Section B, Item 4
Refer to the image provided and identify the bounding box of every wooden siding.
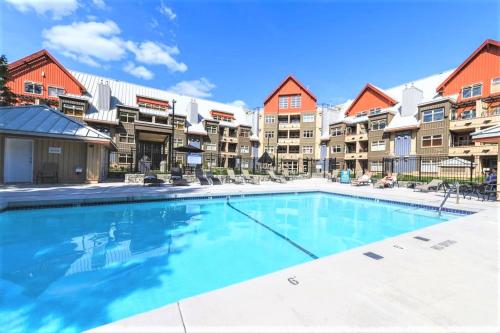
[264,78,317,114]
[440,43,500,101]
[417,101,451,155]
[346,87,395,117]
[7,56,83,102]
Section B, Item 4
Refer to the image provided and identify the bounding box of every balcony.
[345,133,368,142]
[278,122,301,130]
[344,152,368,160]
[278,138,300,145]
[221,136,238,143]
[450,114,500,131]
[279,153,301,159]
[448,144,498,156]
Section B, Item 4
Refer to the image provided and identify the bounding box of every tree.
[0,54,17,106]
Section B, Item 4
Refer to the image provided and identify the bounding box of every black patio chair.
[206,171,222,185]
[171,167,189,186]
[195,166,210,185]
[143,171,163,187]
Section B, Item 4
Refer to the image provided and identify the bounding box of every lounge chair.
[242,169,260,184]
[414,179,442,192]
[282,169,295,180]
[374,173,398,188]
[171,167,189,186]
[143,171,163,187]
[38,162,58,183]
[206,171,222,185]
[351,172,372,186]
[227,169,244,184]
[195,166,210,185]
[267,170,286,183]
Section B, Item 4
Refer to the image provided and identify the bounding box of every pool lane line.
[226,198,319,260]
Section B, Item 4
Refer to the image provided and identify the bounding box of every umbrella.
[258,151,274,164]
[174,145,204,153]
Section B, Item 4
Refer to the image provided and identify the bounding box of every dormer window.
[48,86,65,97]
[492,77,500,86]
[356,111,367,117]
[462,84,482,99]
[369,108,382,115]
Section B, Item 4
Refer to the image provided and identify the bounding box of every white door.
[4,138,33,183]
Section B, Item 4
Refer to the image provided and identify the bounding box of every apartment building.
[323,39,499,176]
[6,50,259,172]
[259,75,322,173]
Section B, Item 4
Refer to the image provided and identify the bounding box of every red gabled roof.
[263,75,317,105]
[8,49,86,93]
[344,83,397,116]
[436,39,500,93]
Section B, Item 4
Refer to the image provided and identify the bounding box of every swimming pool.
[0,192,465,332]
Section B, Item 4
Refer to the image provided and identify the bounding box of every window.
[462,84,482,99]
[370,161,383,172]
[460,109,476,120]
[356,111,367,117]
[370,140,386,151]
[278,96,288,109]
[303,130,314,138]
[174,138,183,147]
[290,95,301,108]
[119,112,135,123]
[48,86,64,97]
[264,145,275,153]
[369,108,382,115]
[492,77,500,86]
[277,146,287,153]
[264,131,275,138]
[422,108,444,123]
[331,145,342,153]
[241,160,249,169]
[118,133,135,144]
[371,119,387,130]
[303,114,315,123]
[492,106,500,116]
[288,146,300,153]
[265,115,275,123]
[206,125,218,134]
[239,129,250,137]
[92,125,110,136]
[302,146,313,154]
[205,143,217,151]
[240,145,249,154]
[62,103,84,118]
[421,134,442,147]
[118,154,133,164]
[138,101,167,111]
[24,81,43,95]
[330,127,343,136]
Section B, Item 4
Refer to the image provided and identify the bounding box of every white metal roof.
[471,124,500,141]
[0,105,113,143]
[384,113,420,132]
[70,70,253,127]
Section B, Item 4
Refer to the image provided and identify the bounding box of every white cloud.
[92,0,107,10]
[168,78,216,98]
[42,20,187,72]
[42,20,125,67]
[5,0,79,19]
[228,100,247,107]
[150,18,159,29]
[126,41,187,72]
[159,2,176,20]
[123,62,154,80]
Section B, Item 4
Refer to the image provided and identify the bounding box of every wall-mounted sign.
[48,147,62,154]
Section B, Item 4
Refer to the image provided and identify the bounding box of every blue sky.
[1,0,498,108]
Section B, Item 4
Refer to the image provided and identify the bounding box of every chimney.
[188,99,199,124]
[96,81,111,112]
[401,84,423,117]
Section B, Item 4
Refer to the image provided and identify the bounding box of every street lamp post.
[169,99,177,171]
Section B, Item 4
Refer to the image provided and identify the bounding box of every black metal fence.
[109,150,495,184]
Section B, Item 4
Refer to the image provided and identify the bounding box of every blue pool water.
[0,192,463,332]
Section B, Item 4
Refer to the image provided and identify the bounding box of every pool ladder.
[438,182,459,216]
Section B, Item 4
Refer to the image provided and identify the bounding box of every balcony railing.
[450,113,500,130]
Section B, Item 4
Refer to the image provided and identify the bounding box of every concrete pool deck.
[1,179,498,332]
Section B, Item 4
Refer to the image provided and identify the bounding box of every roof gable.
[8,49,86,93]
[436,39,500,93]
[263,75,317,105]
[345,83,398,116]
